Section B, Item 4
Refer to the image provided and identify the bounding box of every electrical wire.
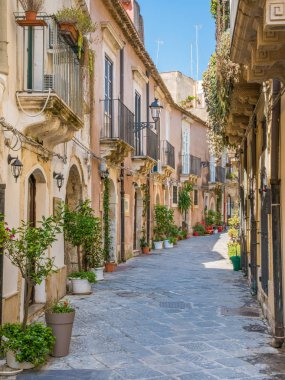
[16,89,52,117]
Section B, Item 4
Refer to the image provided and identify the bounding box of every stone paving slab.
[15,234,285,379]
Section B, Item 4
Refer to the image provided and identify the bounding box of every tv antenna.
[155,39,164,68]
[194,24,202,80]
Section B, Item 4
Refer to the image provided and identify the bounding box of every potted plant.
[45,299,75,357]
[214,211,223,232]
[55,7,96,58]
[19,0,44,21]
[193,223,206,236]
[0,214,61,369]
[178,183,193,226]
[153,232,164,250]
[0,323,55,370]
[63,200,97,273]
[140,236,150,254]
[85,218,104,281]
[165,237,175,249]
[153,205,169,250]
[69,271,96,295]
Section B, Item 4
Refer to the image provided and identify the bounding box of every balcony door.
[134,91,142,155]
[104,55,113,137]
[182,130,190,174]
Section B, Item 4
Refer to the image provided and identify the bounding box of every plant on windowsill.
[45,299,75,358]
[0,213,62,369]
[103,177,116,272]
[19,0,44,21]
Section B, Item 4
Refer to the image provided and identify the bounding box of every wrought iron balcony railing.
[19,17,83,118]
[162,140,175,169]
[132,125,158,161]
[181,154,201,176]
[215,166,226,183]
[101,99,135,148]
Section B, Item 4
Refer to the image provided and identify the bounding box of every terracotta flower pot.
[25,11,37,21]
[45,311,75,357]
[142,246,150,254]
[105,262,116,272]
[218,226,223,233]
[59,23,79,44]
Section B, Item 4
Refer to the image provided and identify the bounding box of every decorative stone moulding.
[265,0,285,31]
[17,92,83,148]
[100,138,134,164]
[131,156,156,176]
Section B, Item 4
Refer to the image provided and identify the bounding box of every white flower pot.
[92,267,104,281]
[6,350,35,370]
[154,241,163,250]
[71,278,92,295]
[165,241,174,249]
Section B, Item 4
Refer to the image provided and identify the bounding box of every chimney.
[120,0,144,44]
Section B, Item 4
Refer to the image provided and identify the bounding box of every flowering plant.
[47,299,74,314]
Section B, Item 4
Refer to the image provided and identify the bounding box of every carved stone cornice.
[100,138,133,164]
[131,156,156,175]
[17,92,84,148]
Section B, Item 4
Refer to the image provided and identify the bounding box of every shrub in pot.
[140,236,150,254]
[165,237,175,249]
[45,300,75,357]
[0,323,55,369]
[193,223,206,236]
[153,233,164,250]
[85,217,104,281]
[69,271,96,295]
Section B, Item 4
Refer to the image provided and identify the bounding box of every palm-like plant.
[19,0,44,12]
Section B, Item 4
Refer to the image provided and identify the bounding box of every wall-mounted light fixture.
[7,154,23,182]
[53,172,64,191]
[134,98,163,132]
[99,161,109,180]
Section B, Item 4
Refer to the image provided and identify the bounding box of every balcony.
[181,154,201,181]
[216,166,226,183]
[162,140,175,170]
[100,99,135,164]
[16,17,83,147]
[132,127,158,175]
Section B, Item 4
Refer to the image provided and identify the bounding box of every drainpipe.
[120,48,126,262]
[271,79,284,348]
[146,71,151,243]
[0,0,8,76]
[0,185,6,325]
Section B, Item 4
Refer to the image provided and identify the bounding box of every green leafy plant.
[178,183,193,222]
[0,215,62,329]
[228,242,241,257]
[168,237,176,244]
[103,177,112,263]
[193,223,206,236]
[69,271,96,283]
[0,323,55,366]
[47,299,74,314]
[85,217,104,269]
[63,200,97,272]
[55,6,96,63]
[214,211,222,226]
[140,235,149,249]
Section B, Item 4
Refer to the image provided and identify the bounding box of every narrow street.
[17,234,285,380]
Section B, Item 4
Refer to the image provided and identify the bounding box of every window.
[194,189,198,206]
[172,186,178,204]
[134,91,142,155]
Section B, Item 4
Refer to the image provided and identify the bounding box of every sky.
[139,0,216,80]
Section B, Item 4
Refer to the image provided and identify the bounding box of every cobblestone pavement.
[16,234,285,379]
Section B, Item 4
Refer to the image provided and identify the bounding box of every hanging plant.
[19,0,44,18]
[103,177,112,263]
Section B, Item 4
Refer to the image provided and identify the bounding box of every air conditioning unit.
[43,74,54,91]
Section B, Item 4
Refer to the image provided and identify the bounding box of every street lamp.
[149,98,163,123]
[7,154,23,182]
[53,172,64,191]
[134,98,163,132]
[99,161,109,179]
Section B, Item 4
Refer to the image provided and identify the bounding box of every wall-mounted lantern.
[7,154,23,182]
[53,172,64,191]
